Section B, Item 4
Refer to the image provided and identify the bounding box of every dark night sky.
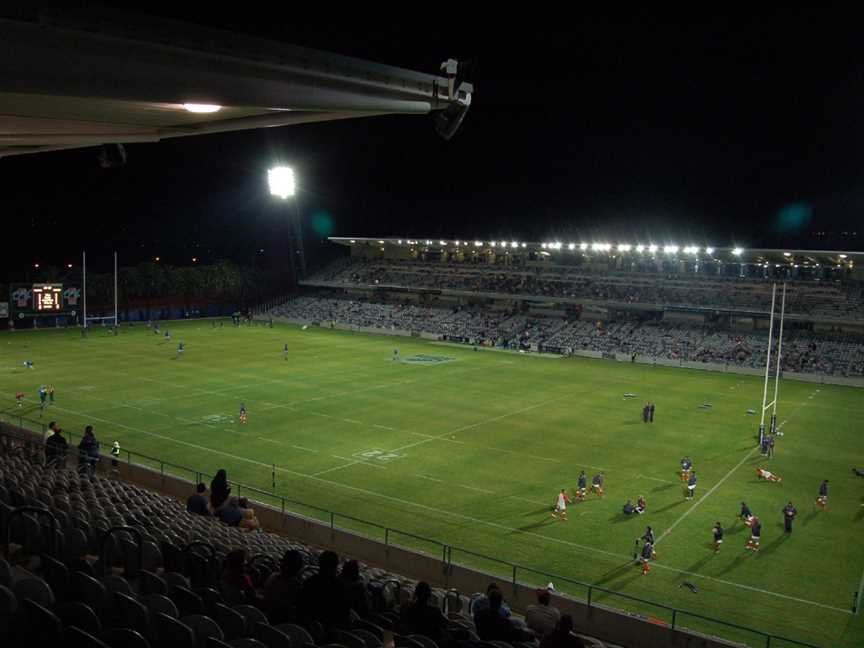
[3,7,863,276]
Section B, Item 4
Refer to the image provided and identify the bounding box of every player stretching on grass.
[816,479,829,509]
[713,522,724,553]
[575,470,587,501]
[552,489,571,520]
[239,403,248,425]
[591,472,604,497]
[756,467,782,482]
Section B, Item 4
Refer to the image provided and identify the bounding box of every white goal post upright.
[758,283,777,446]
[769,282,787,436]
[81,251,119,328]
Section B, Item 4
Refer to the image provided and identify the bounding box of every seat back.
[55,600,102,635]
[153,612,195,648]
[100,627,152,648]
[213,602,246,640]
[14,577,55,609]
[182,614,224,644]
[254,622,293,648]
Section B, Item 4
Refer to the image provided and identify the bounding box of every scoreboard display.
[33,284,63,311]
[9,284,81,317]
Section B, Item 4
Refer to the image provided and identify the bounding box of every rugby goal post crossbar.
[757,282,787,444]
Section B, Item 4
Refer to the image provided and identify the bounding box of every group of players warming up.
[551,403,834,576]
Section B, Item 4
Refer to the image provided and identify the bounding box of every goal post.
[758,282,787,445]
[769,282,787,436]
[758,284,777,446]
[82,251,119,329]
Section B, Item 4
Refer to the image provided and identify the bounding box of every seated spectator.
[44,420,58,442]
[45,426,68,468]
[240,507,260,530]
[539,615,586,648]
[525,584,561,640]
[300,550,350,629]
[400,581,447,643]
[471,582,511,624]
[186,483,210,516]
[221,549,256,604]
[340,559,370,618]
[217,497,244,527]
[210,468,231,510]
[475,588,521,642]
[263,549,305,624]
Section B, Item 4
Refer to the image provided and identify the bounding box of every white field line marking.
[0,396,853,614]
[416,474,444,483]
[636,473,675,484]
[331,455,387,469]
[656,445,760,546]
[457,484,495,495]
[311,462,362,477]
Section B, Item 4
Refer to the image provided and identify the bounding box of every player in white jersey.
[552,488,571,520]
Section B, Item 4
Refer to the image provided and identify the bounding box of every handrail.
[0,421,828,648]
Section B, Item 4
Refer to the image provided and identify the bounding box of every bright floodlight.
[268,167,296,199]
[635,244,645,253]
[183,103,221,113]
[705,247,715,255]
[648,244,658,254]
[664,245,679,254]
[474,241,483,247]
[783,251,791,257]
[732,247,744,256]
[618,244,632,252]
[568,243,576,250]
[579,242,589,251]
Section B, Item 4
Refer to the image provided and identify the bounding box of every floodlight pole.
[769,282,787,435]
[758,283,777,446]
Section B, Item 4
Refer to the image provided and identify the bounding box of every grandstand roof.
[0,8,472,157]
[329,237,859,268]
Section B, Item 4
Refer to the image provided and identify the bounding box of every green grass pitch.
[1,321,862,647]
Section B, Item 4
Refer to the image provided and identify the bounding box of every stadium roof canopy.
[0,8,473,158]
[329,237,860,268]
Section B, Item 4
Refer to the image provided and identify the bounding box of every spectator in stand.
[475,587,522,642]
[44,420,58,442]
[221,549,256,605]
[217,497,244,527]
[237,497,261,530]
[471,582,511,623]
[540,615,587,648]
[300,550,350,629]
[525,584,561,640]
[186,483,210,516]
[45,425,68,468]
[400,581,448,643]
[263,549,305,624]
[340,559,370,618]
[210,468,231,511]
[77,425,100,476]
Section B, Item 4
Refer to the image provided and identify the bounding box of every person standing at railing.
[78,425,100,477]
[45,425,68,468]
[210,468,231,510]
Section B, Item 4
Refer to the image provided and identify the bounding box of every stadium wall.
[0,422,743,648]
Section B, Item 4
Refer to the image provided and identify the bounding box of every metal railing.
[0,416,826,648]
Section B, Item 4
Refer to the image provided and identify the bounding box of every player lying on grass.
[552,489,571,520]
[756,467,782,482]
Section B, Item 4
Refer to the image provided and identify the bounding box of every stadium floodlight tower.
[268,165,306,283]
[757,282,788,444]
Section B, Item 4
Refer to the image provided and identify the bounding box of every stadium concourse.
[0,430,621,648]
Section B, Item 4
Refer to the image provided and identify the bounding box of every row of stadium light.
[356,239,746,256]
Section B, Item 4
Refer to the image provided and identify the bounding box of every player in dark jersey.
[576,470,587,500]
[746,519,762,551]
[782,502,797,533]
[283,343,289,360]
[816,480,829,509]
[740,502,754,525]
[686,471,697,500]
[713,522,724,553]
[239,403,247,425]
[680,456,692,482]
[591,472,604,497]
[640,540,654,575]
